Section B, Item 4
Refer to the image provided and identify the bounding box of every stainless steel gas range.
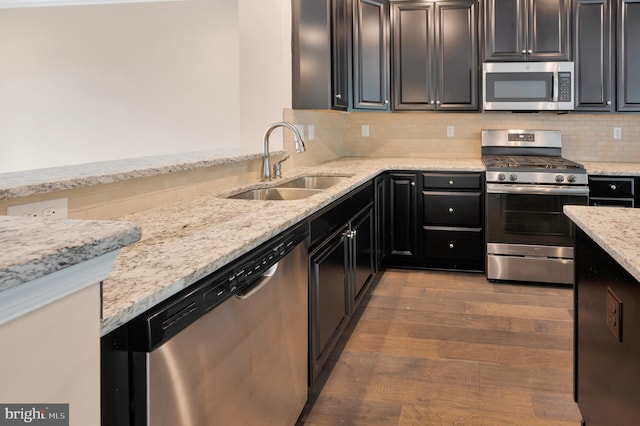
[482,129,589,285]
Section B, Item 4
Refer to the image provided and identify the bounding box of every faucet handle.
[273,163,282,179]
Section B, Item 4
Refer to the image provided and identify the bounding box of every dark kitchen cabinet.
[589,175,637,207]
[352,0,391,110]
[574,229,640,424]
[573,0,614,111]
[617,0,640,111]
[308,181,376,384]
[332,0,352,110]
[421,172,484,271]
[392,0,478,111]
[574,0,640,112]
[374,173,388,270]
[386,172,419,265]
[484,0,571,61]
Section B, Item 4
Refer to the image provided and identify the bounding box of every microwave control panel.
[558,72,572,102]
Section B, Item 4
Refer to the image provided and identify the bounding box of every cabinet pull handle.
[448,207,454,213]
[527,49,533,54]
[411,182,416,187]
[384,100,389,104]
[336,94,342,99]
[610,184,617,191]
[436,100,441,105]
[449,180,454,185]
[448,243,454,249]
[430,100,435,105]
[607,101,612,105]
[521,49,527,54]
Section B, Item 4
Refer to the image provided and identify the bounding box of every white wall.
[0,0,292,173]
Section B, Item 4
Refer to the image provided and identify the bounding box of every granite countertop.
[101,157,484,335]
[581,162,640,176]
[564,205,640,282]
[0,216,141,291]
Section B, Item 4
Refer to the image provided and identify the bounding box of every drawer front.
[423,192,481,226]
[423,173,482,190]
[423,229,483,261]
[589,177,634,198]
[589,197,634,208]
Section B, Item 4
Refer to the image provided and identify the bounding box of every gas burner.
[483,155,585,171]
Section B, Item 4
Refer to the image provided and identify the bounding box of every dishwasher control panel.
[129,224,308,351]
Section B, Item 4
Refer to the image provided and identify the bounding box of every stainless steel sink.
[273,175,351,190]
[227,187,322,200]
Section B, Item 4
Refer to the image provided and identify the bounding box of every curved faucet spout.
[262,121,306,181]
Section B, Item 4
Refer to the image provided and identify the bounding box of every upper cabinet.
[617,0,640,111]
[391,0,478,111]
[352,0,391,111]
[574,0,640,112]
[573,0,613,111]
[484,0,571,61]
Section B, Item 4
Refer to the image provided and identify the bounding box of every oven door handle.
[487,183,590,196]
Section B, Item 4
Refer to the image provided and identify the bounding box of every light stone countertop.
[0,150,271,200]
[582,162,640,176]
[564,205,640,283]
[101,157,485,335]
[0,216,141,291]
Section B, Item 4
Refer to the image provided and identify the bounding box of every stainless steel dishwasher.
[123,224,308,425]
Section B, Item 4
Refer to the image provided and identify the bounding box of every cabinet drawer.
[423,173,482,190]
[589,177,634,198]
[422,228,483,261]
[589,197,634,208]
[423,192,481,226]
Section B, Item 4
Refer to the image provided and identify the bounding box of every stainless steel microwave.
[483,62,574,111]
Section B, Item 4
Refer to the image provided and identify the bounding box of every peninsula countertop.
[101,157,484,335]
[564,205,640,283]
[0,216,141,292]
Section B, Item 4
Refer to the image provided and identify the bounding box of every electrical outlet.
[447,125,455,137]
[308,124,315,140]
[606,287,622,342]
[7,198,68,220]
[361,124,369,137]
[614,127,622,139]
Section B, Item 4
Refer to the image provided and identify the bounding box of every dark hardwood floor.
[298,269,582,425]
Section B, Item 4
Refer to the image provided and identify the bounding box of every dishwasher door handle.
[235,263,279,300]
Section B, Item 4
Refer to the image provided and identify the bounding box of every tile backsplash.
[295,109,640,163]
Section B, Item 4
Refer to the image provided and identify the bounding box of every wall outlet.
[447,125,455,137]
[614,127,622,139]
[606,287,622,342]
[361,124,369,137]
[308,124,315,140]
[7,198,68,220]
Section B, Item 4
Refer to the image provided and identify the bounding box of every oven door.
[486,183,589,247]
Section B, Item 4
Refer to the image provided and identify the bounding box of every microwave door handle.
[552,72,558,102]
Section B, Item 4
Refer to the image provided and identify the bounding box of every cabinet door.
[309,228,350,384]
[528,0,571,60]
[485,0,570,61]
[374,174,388,269]
[352,207,375,305]
[574,0,614,111]
[353,0,391,110]
[332,0,351,110]
[485,0,527,60]
[387,173,418,262]
[435,0,478,110]
[617,0,640,111]
[391,2,436,110]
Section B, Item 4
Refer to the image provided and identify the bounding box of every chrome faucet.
[262,121,306,181]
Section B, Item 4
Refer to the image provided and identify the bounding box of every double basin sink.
[227,175,350,200]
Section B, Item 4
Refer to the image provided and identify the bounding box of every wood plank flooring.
[297,269,582,425]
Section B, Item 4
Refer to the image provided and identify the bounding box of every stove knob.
[509,174,518,182]
[555,175,565,183]
[568,175,576,183]
[498,173,506,181]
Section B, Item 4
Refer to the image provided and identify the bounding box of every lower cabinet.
[588,175,637,207]
[575,229,640,424]
[308,181,375,385]
[383,171,485,271]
